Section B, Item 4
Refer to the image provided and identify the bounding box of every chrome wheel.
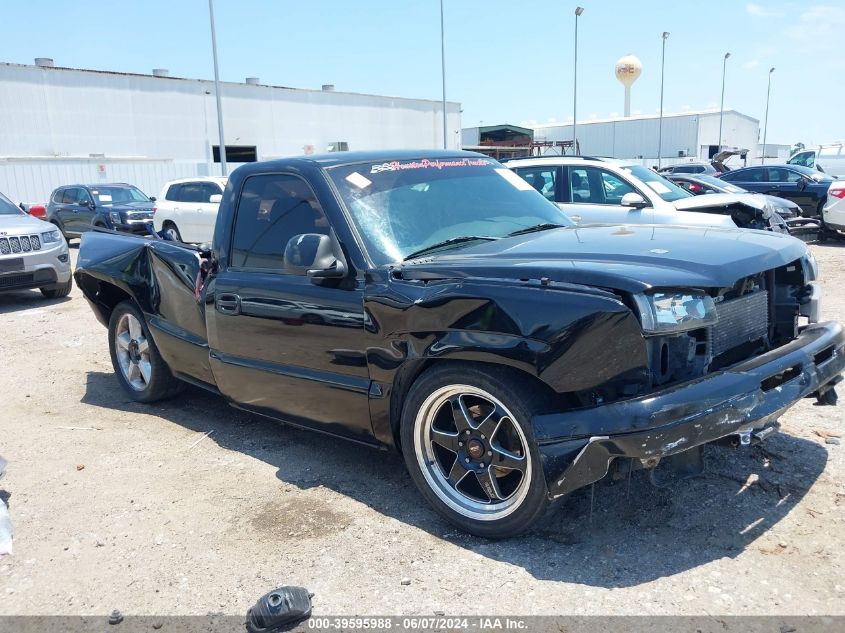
[414,385,531,521]
[114,313,151,391]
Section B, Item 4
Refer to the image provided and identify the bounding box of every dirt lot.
[1,242,844,617]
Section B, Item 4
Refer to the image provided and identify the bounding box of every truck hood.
[396,224,807,293]
[0,213,52,234]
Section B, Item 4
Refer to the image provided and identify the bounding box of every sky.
[3,0,844,147]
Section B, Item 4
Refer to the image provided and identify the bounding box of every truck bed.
[74,230,216,387]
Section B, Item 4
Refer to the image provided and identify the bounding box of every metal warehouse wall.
[0,63,461,203]
[697,112,760,159]
[532,115,700,161]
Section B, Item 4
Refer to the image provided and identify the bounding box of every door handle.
[216,293,241,315]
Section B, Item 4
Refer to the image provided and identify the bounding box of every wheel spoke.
[446,459,470,488]
[128,316,141,340]
[116,332,131,351]
[490,445,526,473]
[127,362,140,382]
[138,360,152,384]
[449,395,473,432]
[475,407,506,438]
[430,428,460,453]
[475,467,505,502]
[136,336,149,354]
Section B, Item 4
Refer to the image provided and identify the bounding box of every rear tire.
[108,301,182,402]
[163,222,182,242]
[40,277,73,299]
[400,364,551,538]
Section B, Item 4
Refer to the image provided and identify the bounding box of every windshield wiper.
[403,236,499,261]
[507,222,567,237]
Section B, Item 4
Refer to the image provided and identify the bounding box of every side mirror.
[284,233,346,279]
[79,199,91,208]
[798,177,809,190]
[149,196,157,202]
[620,192,648,209]
[209,194,222,204]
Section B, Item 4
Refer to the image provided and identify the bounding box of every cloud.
[743,60,760,70]
[786,5,845,54]
[746,3,782,17]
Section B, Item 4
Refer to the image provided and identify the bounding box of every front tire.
[162,222,182,242]
[400,364,550,538]
[40,277,73,299]
[108,301,182,402]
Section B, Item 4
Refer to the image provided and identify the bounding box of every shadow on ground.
[82,371,828,588]
[0,289,71,315]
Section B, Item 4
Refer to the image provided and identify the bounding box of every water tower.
[615,55,642,117]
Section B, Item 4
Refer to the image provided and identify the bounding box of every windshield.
[690,174,746,193]
[619,165,691,202]
[327,157,573,264]
[0,191,24,216]
[90,186,150,204]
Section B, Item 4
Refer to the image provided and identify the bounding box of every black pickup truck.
[74,150,844,538]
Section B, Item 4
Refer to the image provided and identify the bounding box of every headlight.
[634,291,718,333]
[802,252,818,281]
[41,229,62,243]
[109,211,122,224]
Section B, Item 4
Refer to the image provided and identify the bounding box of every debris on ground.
[246,585,313,633]
[108,609,123,625]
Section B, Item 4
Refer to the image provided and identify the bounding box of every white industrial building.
[0,60,461,204]
[462,109,761,166]
[529,109,760,165]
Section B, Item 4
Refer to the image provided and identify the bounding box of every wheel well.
[388,359,559,450]
[77,276,134,324]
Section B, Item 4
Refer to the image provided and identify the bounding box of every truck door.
[205,172,374,443]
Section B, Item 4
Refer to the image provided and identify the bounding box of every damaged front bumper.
[534,321,845,499]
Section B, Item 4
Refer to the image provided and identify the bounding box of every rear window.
[165,184,182,201]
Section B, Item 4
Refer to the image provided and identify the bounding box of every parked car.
[504,156,786,232]
[19,203,47,219]
[0,189,72,298]
[46,183,155,240]
[74,150,843,538]
[820,180,845,240]
[152,177,227,243]
[788,143,845,177]
[665,173,819,237]
[718,165,834,217]
[657,162,718,176]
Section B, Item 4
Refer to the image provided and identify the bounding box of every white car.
[821,180,845,237]
[152,177,226,243]
[0,189,72,298]
[504,156,741,228]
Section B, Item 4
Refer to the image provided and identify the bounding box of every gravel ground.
[0,242,843,616]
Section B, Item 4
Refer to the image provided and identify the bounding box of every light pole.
[440,0,448,149]
[657,31,669,168]
[761,67,775,165]
[572,6,584,155]
[717,52,730,152]
[208,0,227,176]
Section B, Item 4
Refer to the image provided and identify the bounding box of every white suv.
[504,156,739,228]
[152,177,227,243]
[0,190,72,298]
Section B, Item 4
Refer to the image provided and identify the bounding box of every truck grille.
[709,291,769,357]
[0,234,42,255]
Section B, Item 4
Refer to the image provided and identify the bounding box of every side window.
[77,189,93,205]
[597,170,635,204]
[230,174,329,272]
[165,184,182,201]
[569,168,595,203]
[199,183,220,202]
[513,167,557,201]
[730,168,764,183]
[766,168,801,183]
[62,188,80,204]
[52,189,64,203]
[179,183,205,203]
[789,151,815,167]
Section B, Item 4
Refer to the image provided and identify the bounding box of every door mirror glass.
[284,233,345,278]
[620,192,648,208]
[209,194,223,204]
[79,199,91,207]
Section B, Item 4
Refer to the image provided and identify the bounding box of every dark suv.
[718,165,834,217]
[46,183,155,240]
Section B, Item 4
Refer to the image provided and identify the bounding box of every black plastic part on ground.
[245,586,313,633]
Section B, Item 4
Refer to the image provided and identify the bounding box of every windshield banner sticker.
[369,157,490,174]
